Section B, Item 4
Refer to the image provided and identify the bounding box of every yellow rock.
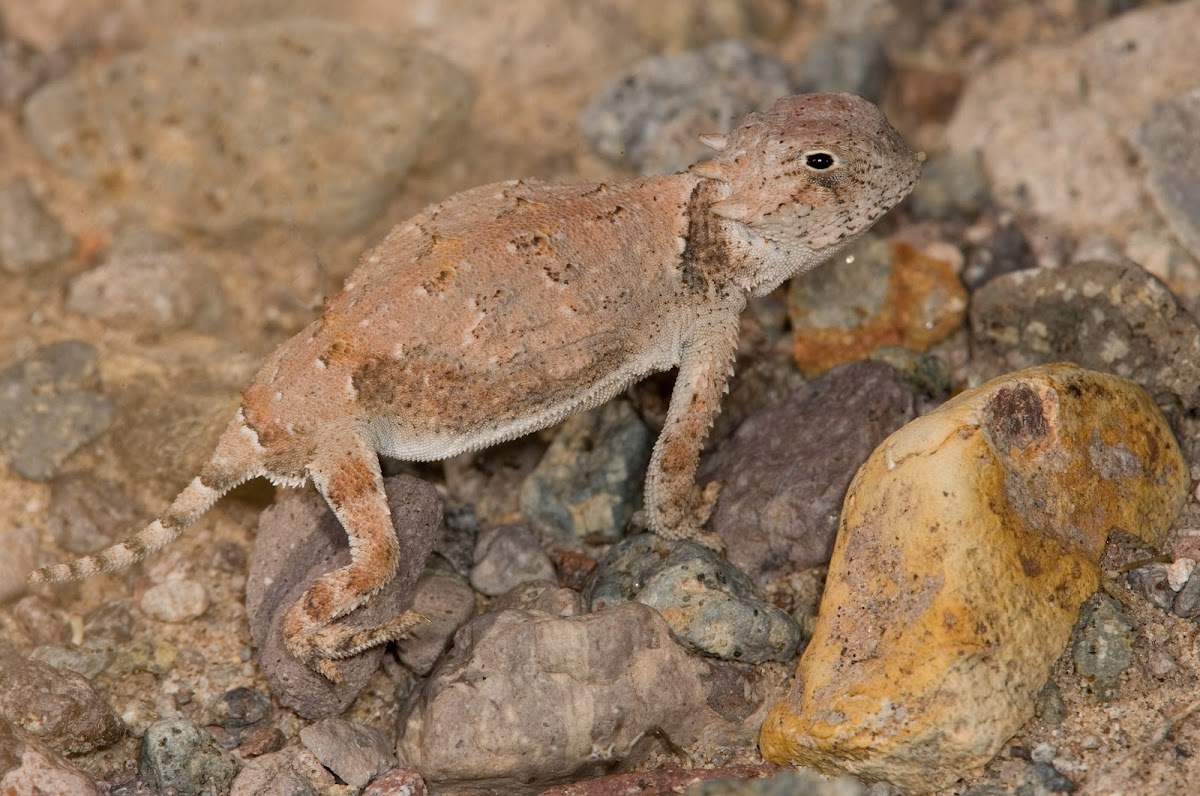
[759,363,1189,793]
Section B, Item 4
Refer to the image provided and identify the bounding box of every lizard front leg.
[643,305,742,551]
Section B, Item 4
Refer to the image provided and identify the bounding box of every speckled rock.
[363,767,428,796]
[490,582,585,617]
[760,364,1189,793]
[944,1,1200,240]
[246,475,442,719]
[0,655,123,754]
[22,19,473,235]
[0,178,72,274]
[67,251,224,334]
[1071,594,1136,701]
[394,572,476,676]
[587,534,798,663]
[699,360,915,586]
[398,603,765,793]
[0,341,114,481]
[139,718,240,796]
[519,400,651,545]
[788,239,967,376]
[46,471,140,554]
[1130,87,1200,261]
[579,40,792,175]
[140,579,210,623]
[469,525,557,597]
[301,718,396,789]
[0,526,39,603]
[969,261,1200,409]
[0,718,101,795]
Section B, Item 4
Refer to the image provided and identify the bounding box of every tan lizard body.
[31,93,920,680]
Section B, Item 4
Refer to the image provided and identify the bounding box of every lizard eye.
[804,152,837,170]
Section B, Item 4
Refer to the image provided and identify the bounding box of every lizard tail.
[29,408,268,583]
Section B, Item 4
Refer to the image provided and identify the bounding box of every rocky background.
[2,0,1200,794]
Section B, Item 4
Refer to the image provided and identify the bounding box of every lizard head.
[689,93,921,258]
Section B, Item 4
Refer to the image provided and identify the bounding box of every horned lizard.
[31,93,920,681]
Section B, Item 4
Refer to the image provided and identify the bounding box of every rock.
[0,341,114,481]
[394,572,476,676]
[398,603,762,793]
[139,718,240,796]
[699,361,915,585]
[0,655,123,754]
[1131,87,1200,261]
[82,601,136,646]
[67,251,224,334]
[700,362,907,585]
[587,535,800,664]
[363,767,428,796]
[685,769,867,795]
[300,718,396,789]
[907,150,990,222]
[968,261,1200,410]
[246,475,442,719]
[230,750,315,796]
[469,525,557,597]
[1071,594,1136,700]
[236,726,285,758]
[1125,563,1174,612]
[579,40,792,174]
[0,718,101,795]
[46,472,140,555]
[519,400,651,545]
[944,1,1200,241]
[538,765,787,796]
[490,582,585,617]
[0,178,73,274]
[140,579,210,623]
[759,364,1189,793]
[797,30,888,103]
[11,595,71,647]
[22,20,473,235]
[29,645,112,681]
[1034,682,1067,726]
[0,527,40,603]
[707,352,806,450]
[1167,558,1195,590]
[208,687,271,733]
[961,215,1037,291]
[1173,571,1200,619]
[788,240,968,376]
[0,25,55,109]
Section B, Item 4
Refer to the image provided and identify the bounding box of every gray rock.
[0,178,73,274]
[1172,570,1200,619]
[519,400,651,545]
[22,19,473,235]
[787,232,890,331]
[1126,563,1174,611]
[1130,87,1200,261]
[969,261,1200,410]
[139,718,240,796]
[398,603,761,793]
[208,687,271,732]
[246,475,442,719]
[394,572,475,676]
[1028,761,1078,794]
[46,472,140,554]
[0,527,40,603]
[586,535,799,664]
[685,769,866,795]
[962,215,1038,291]
[579,40,792,175]
[140,579,210,623]
[908,150,991,221]
[230,751,315,796]
[300,718,396,789]
[797,29,889,103]
[67,251,224,334]
[0,718,101,795]
[0,341,114,481]
[29,645,113,680]
[699,360,915,585]
[469,525,556,597]
[1071,595,1136,700]
[1034,681,1067,726]
[82,601,136,647]
[0,655,123,754]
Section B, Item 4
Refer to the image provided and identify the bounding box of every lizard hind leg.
[282,434,424,682]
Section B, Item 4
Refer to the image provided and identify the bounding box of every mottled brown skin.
[31,93,921,681]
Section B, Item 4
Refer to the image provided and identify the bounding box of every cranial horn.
[709,200,754,222]
[698,133,728,151]
[689,159,730,181]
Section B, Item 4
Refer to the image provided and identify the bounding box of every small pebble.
[67,251,224,334]
[1071,595,1136,700]
[11,594,70,646]
[363,767,428,796]
[1172,572,1200,619]
[83,601,137,646]
[300,718,396,789]
[1167,557,1196,591]
[469,525,556,597]
[0,655,123,754]
[0,177,73,274]
[208,687,271,731]
[29,645,113,680]
[139,718,240,796]
[140,580,210,623]
[1126,563,1174,612]
[236,726,286,758]
[1031,743,1057,764]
